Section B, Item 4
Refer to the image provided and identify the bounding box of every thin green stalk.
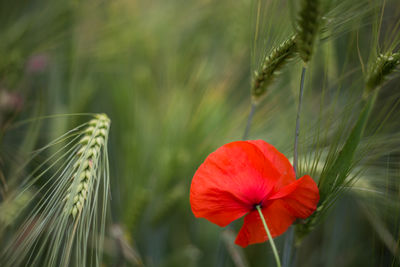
[243,103,257,140]
[293,66,307,174]
[283,66,307,267]
[256,205,281,267]
[62,210,81,267]
[282,227,294,267]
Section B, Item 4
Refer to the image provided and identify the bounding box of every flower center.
[252,202,263,210]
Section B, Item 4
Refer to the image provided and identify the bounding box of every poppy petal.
[269,175,319,218]
[247,140,296,190]
[190,141,282,226]
[234,200,296,247]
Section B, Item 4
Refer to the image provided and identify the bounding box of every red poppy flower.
[190,140,319,247]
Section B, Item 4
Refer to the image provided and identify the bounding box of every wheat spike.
[1,114,112,267]
[64,114,110,218]
[296,0,321,63]
[252,35,297,103]
[365,52,400,94]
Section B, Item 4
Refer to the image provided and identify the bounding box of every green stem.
[282,227,294,267]
[256,205,281,267]
[62,211,81,267]
[293,66,307,174]
[283,65,307,267]
[243,103,256,140]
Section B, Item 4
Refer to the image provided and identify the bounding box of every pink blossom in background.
[26,53,49,74]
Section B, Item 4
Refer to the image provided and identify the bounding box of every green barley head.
[251,35,297,103]
[365,52,400,94]
[296,0,321,63]
[0,114,111,267]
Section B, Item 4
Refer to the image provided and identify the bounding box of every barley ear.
[1,113,111,267]
[251,35,297,103]
[296,0,321,63]
[365,52,400,95]
[65,113,111,219]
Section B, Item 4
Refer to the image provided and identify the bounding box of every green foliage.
[0,189,32,228]
[318,92,376,202]
[297,92,376,240]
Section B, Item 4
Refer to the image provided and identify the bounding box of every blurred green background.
[1,0,400,266]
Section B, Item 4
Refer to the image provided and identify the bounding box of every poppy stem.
[256,205,281,267]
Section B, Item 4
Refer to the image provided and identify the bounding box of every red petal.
[234,200,296,247]
[269,175,319,218]
[235,175,319,247]
[247,140,296,190]
[190,141,283,226]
